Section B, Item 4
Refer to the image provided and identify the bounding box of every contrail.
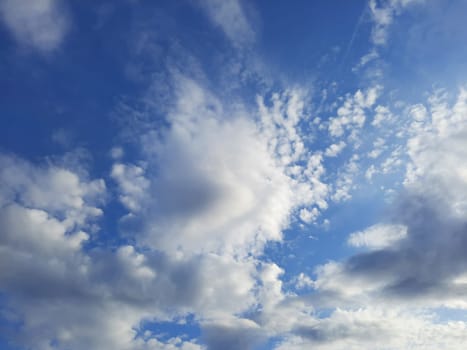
[338,1,369,72]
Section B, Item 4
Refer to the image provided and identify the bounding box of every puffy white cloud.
[347,223,407,249]
[0,153,104,229]
[367,137,386,158]
[122,75,326,257]
[0,70,330,350]
[324,141,346,157]
[294,272,314,290]
[0,203,89,257]
[371,105,393,127]
[0,0,69,52]
[0,154,214,350]
[136,336,204,350]
[408,103,427,122]
[111,162,150,212]
[7,35,467,350]
[299,207,319,224]
[290,88,467,350]
[179,86,464,350]
[328,86,381,138]
[331,154,359,202]
[7,78,467,350]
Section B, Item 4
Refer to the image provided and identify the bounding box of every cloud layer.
[2,1,467,350]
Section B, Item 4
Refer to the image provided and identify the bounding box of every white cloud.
[288,87,467,350]
[405,88,467,216]
[0,153,104,229]
[348,223,407,249]
[2,2,467,348]
[123,75,326,258]
[371,105,392,127]
[197,0,254,47]
[299,207,319,224]
[369,0,424,46]
[0,72,332,350]
[111,162,150,212]
[6,69,467,350]
[0,203,90,258]
[3,80,467,350]
[408,103,427,122]
[276,307,467,350]
[0,154,218,350]
[365,164,377,180]
[324,141,346,157]
[110,146,125,159]
[294,272,314,290]
[0,0,69,52]
[328,86,381,138]
[331,154,359,202]
[352,49,379,71]
[367,137,386,158]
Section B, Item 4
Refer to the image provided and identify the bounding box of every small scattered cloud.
[196,0,255,47]
[324,141,346,157]
[0,0,69,52]
[352,49,379,71]
[328,86,381,138]
[348,223,407,249]
[369,0,425,46]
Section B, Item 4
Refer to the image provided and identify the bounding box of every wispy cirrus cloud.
[196,0,255,47]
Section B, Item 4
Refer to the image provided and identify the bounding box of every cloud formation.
[0,0,69,52]
[369,0,424,46]
[294,88,467,349]
[196,0,254,47]
[2,1,467,350]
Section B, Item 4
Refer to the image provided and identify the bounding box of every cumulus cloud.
[276,307,467,350]
[111,162,150,212]
[5,75,467,350]
[0,0,69,52]
[290,88,467,349]
[3,1,466,349]
[4,14,467,346]
[0,69,329,350]
[118,74,327,258]
[328,86,381,138]
[371,105,393,127]
[324,141,346,157]
[0,153,104,228]
[0,154,213,350]
[347,223,407,249]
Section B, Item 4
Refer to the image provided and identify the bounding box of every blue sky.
[1,0,467,349]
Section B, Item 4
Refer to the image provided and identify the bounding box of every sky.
[1,0,467,349]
